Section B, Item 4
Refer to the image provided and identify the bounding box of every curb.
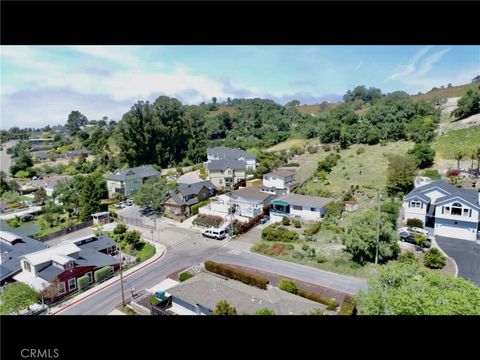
[50,246,166,315]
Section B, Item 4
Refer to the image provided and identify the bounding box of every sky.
[1,45,479,129]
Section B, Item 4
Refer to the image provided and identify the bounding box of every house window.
[292,205,302,210]
[58,282,66,295]
[219,179,223,184]
[23,261,31,272]
[311,208,316,212]
[86,272,93,283]
[68,278,77,292]
[463,208,469,216]
[410,201,422,208]
[227,169,232,174]
[451,202,462,216]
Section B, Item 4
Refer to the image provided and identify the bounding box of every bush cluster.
[262,224,299,242]
[205,261,269,289]
[423,248,446,269]
[406,218,424,228]
[298,289,339,310]
[338,295,357,315]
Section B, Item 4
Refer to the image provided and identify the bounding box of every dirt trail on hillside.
[437,97,480,133]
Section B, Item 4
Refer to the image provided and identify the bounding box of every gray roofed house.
[106,165,160,197]
[403,179,480,241]
[165,271,325,315]
[164,180,216,217]
[207,146,256,161]
[276,193,335,209]
[0,230,47,285]
[206,158,248,172]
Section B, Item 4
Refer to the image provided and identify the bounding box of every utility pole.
[229,183,234,239]
[375,189,381,266]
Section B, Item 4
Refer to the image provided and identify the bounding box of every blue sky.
[1,45,479,128]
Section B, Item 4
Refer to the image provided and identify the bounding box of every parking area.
[436,236,480,286]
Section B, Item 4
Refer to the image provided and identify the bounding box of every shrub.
[303,221,322,236]
[424,248,446,269]
[255,308,275,315]
[205,261,269,289]
[298,289,339,310]
[406,218,424,228]
[339,295,357,315]
[284,162,300,167]
[292,251,304,260]
[149,295,160,306]
[316,254,327,263]
[398,251,418,265]
[178,272,194,282]
[282,216,291,226]
[191,200,209,216]
[323,144,331,152]
[279,278,298,294]
[94,265,114,283]
[113,223,128,234]
[7,217,22,228]
[262,225,299,242]
[308,308,324,315]
[446,169,460,177]
[77,275,90,291]
[293,219,301,228]
[356,147,365,155]
[306,248,316,259]
[284,243,294,250]
[307,146,318,154]
[413,233,427,247]
[301,244,310,251]
[269,243,288,255]
[252,243,270,254]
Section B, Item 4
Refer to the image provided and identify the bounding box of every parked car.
[125,199,134,206]
[19,214,34,222]
[202,228,227,240]
[114,202,126,208]
[399,231,431,248]
[406,227,429,236]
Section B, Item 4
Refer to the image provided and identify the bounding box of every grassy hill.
[433,125,480,159]
[297,103,338,117]
[205,105,237,118]
[412,82,479,102]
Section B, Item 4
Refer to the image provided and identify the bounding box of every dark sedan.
[399,231,431,249]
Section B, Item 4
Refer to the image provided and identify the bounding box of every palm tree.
[470,151,477,171]
[454,151,463,171]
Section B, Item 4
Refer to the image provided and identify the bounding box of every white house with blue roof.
[403,180,480,241]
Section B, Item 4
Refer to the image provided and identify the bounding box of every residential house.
[261,169,298,196]
[403,180,480,241]
[13,234,119,300]
[0,231,47,286]
[270,194,335,223]
[106,165,160,197]
[230,186,276,219]
[206,146,256,170]
[204,146,257,189]
[149,271,326,315]
[163,180,216,217]
[205,159,247,190]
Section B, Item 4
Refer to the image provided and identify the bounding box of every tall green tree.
[186,108,207,164]
[79,173,107,221]
[386,154,418,195]
[66,110,88,135]
[357,263,480,315]
[133,177,173,212]
[452,87,480,119]
[407,143,436,168]
[0,283,39,315]
[343,209,400,264]
[454,151,463,170]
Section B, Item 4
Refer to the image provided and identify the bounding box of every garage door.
[435,222,477,241]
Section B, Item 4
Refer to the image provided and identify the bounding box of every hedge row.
[77,275,90,291]
[298,289,339,310]
[338,295,357,315]
[191,199,209,216]
[284,162,300,167]
[205,261,269,290]
[94,265,114,283]
[262,225,299,242]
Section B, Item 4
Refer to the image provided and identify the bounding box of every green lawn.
[433,126,480,159]
[136,242,156,262]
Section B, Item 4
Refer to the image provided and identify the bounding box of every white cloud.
[386,46,434,81]
[68,45,144,68]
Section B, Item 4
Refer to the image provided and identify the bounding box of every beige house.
[206,159,247,190]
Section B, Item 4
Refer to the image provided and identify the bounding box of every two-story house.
[13,234,119,300]
[261,169,298,196]
[163,180,216,217]
[206,146,256,170]
[403,180,480,241]
[106,165,160,198]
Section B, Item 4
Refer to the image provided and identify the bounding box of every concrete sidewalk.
[48,240,166,315]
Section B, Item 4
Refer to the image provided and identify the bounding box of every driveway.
[436,236,480,286]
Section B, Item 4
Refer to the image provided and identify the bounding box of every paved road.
[436,236,480,286]
[56,222,367,315]
[0,206,43,220]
